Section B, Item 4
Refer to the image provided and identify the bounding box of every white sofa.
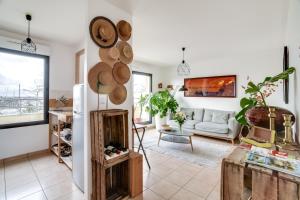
[168,108,241,144]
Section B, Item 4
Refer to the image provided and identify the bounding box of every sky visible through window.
[0,51,45,125]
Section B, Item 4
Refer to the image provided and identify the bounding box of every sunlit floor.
[0,128,235,200]
[130,128,236,200]
[0,153,83,200]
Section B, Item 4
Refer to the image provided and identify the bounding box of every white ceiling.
[132,0,289,67]
[0,0,86,46]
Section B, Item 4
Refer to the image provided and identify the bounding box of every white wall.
[0,31,77,159]
[84,1,132,199]
[156,1,291,113]
[132,60,167,93]
[285,0,300,141]
[166,49,287,112]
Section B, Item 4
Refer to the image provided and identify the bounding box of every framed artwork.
[158,83,163,89]
[283,46,289,104]
[184,75,236,97]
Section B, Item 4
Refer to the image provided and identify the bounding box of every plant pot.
[245,106,295,132]
[155,115,166,130]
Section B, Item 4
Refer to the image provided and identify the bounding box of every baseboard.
[0,149,49,163]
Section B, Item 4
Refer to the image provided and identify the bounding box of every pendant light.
[177,47,190,76]
[178,85,188,92]
[21,14,36,53]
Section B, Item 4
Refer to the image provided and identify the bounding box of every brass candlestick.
[283,114,293,144]
[278,113,300,151]
[268,107,276,144]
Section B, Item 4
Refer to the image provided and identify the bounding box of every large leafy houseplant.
[235,67,296,126]
[146,90,179,118]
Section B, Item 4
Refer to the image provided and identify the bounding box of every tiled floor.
[131,128,235,200]
[0,128,234,200]
[0,153,83,200]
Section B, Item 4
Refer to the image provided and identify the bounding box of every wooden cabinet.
[221,148,300,200]
[90,109,143,200]
[129,152,143,198]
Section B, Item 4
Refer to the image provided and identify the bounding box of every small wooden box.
[129,152,143,198]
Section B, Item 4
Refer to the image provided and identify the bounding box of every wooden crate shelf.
[90,109,142,200]
[49,111,73,170]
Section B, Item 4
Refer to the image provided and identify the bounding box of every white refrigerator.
[72,84,84,192]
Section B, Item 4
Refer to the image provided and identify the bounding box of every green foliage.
[235,67,296,126]
[137,94,150,118]
[146,90,179,118]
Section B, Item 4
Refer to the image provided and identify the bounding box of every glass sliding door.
[133,71,152,124]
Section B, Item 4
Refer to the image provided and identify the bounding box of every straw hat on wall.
[99,47,120,67]
[112,62,131,84]
[89,16,118,48]
[117,20,132,41]
[88,62,116,94]
[109,84,127,105]
[116,41,133,64]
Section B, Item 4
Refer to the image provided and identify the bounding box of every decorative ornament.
[177,47,190,76]
[21,14,36,53]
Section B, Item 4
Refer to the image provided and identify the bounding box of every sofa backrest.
[176,107,235,124]
[203,108,235,124]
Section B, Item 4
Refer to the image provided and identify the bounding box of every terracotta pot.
[245,106,295,132]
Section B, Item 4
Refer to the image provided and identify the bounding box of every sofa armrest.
[228,117,241,139]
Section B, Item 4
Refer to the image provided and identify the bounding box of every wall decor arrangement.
[283,46,289,104]
[88,16,133,105]
[184,75,236,97]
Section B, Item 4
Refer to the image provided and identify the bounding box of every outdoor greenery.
[235,67,296,126]
[136,94,150,118]
[146,89,179,118]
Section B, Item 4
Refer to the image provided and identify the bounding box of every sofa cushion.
[195,122,229,134]
[203,110,214,122]
[181,108,194,120]
[183,120,200,129]
[212,112,229,124]
[193,109,204,121]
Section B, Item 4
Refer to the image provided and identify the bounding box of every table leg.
[158,132,162,146]
[138,128,145,153]
[189,136,193,152]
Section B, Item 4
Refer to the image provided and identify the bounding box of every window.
[0,47,49,129]
[133,71,152,124]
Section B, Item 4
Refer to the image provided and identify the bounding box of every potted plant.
[134,94,150,123]
[146,90,179,130]
[235,67,296,131]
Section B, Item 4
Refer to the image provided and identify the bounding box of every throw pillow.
[181,108,194,120]
[212,112,229,124]
[193,109,204,121]
[203,110,213,122]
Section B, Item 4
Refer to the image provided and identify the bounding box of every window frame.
[0,47,49,129]
[132,71,153,125]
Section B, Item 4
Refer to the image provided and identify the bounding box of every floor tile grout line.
[203,182,219,200]
[166,170,200,200]
[28,155,49,200]
[3,160,7,200]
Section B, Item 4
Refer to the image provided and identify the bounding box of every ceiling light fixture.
[177,47,190,76]
[21,14,36,53]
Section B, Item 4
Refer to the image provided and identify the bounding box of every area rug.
[142,135,234,167]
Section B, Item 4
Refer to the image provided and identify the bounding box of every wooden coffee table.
[158,129,193,151]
